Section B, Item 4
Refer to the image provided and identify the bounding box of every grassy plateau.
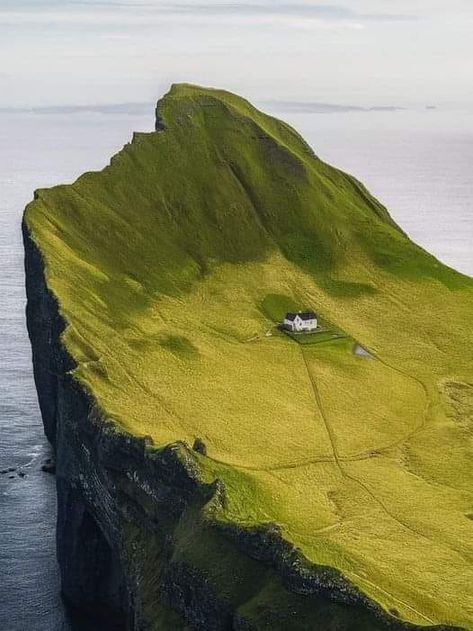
[25,84,473,628]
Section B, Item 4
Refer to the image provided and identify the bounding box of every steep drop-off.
[23,84,473,630]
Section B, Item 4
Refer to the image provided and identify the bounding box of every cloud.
[0,1,418,31]
[165,3,415,22]
[66,1,417,23]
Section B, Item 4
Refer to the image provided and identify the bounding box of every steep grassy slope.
[24,84,473,628]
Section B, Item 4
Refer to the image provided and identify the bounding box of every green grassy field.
[25,84,473,628]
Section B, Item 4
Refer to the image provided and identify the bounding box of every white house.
[283,311,318,333]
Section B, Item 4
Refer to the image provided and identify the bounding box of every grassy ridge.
[25,84,473,628]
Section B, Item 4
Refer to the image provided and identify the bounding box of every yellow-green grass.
[25,84,473,628]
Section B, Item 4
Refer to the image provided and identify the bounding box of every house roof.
[285,311,317,321]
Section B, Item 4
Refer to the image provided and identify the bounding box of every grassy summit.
[25,84,473,628]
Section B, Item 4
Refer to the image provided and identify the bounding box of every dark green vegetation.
[24,84,473,628]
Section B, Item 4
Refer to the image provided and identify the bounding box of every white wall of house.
[283,315,318,332]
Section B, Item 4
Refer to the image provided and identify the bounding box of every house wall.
[295,319,317,331]
[283,319,295,330]
[283,318,317,332]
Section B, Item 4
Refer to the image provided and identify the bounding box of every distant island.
[0,103,152,116]
[1,100,407,117]
[23,84,473,630]
[264,100,406,113]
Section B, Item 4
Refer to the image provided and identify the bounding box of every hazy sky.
[1,0,473,108]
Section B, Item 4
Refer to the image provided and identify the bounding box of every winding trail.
[300,346,470,561]
[202,332,436,473]
[298,345,439,624]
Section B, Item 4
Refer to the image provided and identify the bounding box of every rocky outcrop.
[23,222,463,630]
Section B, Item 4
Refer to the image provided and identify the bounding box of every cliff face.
[23,227,462,631]
[24,221,130,625]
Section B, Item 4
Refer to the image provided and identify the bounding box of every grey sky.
[1,1,472,107]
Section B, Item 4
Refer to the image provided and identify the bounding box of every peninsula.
[23,84,473,630]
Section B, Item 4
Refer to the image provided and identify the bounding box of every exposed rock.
[192,437,207,456]
[41,463,56,474]
[354,343,373,358]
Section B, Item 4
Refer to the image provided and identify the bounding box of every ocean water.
[0,106,471,630]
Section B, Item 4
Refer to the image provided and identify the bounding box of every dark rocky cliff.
[23,222,463,631]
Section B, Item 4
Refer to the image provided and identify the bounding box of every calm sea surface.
[0,107,471,630]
